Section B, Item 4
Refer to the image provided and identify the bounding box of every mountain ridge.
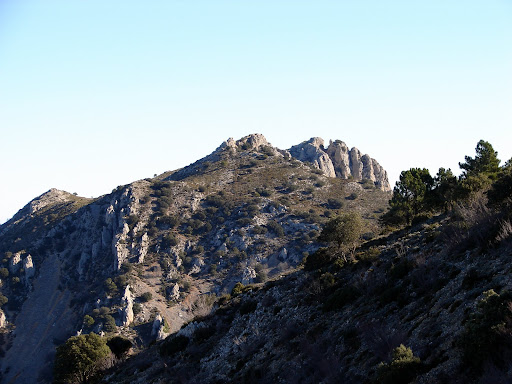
[0,133,390,383]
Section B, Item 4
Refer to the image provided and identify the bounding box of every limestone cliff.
[289,137,391,191]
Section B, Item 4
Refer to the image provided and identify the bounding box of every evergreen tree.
[459,140,500,178]
[433,168,459,212]
[54,333,111,384]
[318,213,364,262]
[384,168,434,225]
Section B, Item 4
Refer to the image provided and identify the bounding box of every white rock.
[23,255,35,286]
[242,267,257,284]
[0,309,6,328]
[9,252,22,274]
[119,285,134,326]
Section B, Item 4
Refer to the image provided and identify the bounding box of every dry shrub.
[443,193,499,250]
[191,294,215,319]
[496,219,512,243]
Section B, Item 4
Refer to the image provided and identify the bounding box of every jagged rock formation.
[119,285,134,326]
[289,137,391,191]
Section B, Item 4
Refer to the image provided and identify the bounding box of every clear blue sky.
[1,1,511,223]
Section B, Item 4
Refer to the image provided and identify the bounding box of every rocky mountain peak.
[28,188,73,214]
[171,134,390,190]
[235,133,270,150]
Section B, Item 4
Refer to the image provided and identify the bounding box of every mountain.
[0,134,390,383]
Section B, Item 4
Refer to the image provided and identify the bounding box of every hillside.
[104,212,512,384]
[0,134,390,384]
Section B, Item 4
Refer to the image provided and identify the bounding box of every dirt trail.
[1,254,76,384]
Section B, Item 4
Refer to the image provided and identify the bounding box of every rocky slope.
[0,134,390,384]
[105,212,512,384]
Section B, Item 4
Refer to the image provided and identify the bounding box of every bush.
[346,192,358,200]
[266,220,285,237]
[157,215,179,228]
[327,198,344,209]
[231,282,245,296]
[159,335,189,356]
[319,272,335,289]
[323,286,360,311]
[240,300,258,315]
[357,247,380,264]
[458,289,512,371]
[83,315,94,328]
[252,225,268,235]
[254,264,268,283]
[0,294,8,307]
[139,292,153,302]
[104,278,118,296]
[161,234,178,248]
[376,344,421,384]
[255,187,272,197]
[304,248,332,271]
[133,302,142,315]
[107,336,133,359]
[0,267,8,278]
[103,315,117,333]
[236,218,252,227]
[126,214,138,230]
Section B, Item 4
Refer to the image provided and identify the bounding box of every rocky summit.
[0,134,390,384]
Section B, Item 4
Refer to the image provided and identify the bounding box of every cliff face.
[289,137,391,191]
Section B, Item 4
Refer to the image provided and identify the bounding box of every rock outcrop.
[9,252,22,274]
[289,138,336,178]
[23,254,35,286]
[137,232,149,264]
[151,314,169,341]
[289,138,391,191]
[0,309,6,328]
[119,285,134,326]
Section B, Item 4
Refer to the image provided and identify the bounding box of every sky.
[1,1,511,224]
